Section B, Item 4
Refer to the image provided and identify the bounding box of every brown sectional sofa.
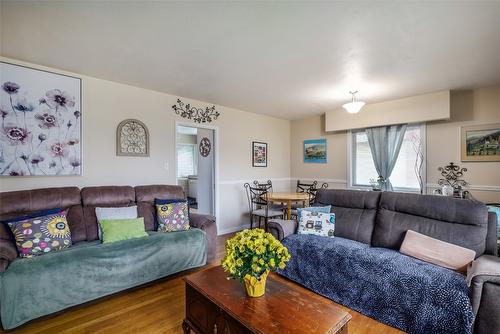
[0,184,216,329]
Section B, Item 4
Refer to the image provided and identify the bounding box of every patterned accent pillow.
[297,205,331,223]
[7,210,72,258]
[156,201,190,232]
[298,210,336,238]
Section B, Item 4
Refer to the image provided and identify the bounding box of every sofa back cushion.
[135,185,185,231]
[81,186,135,241]
[0,187,86,243]
[372,192,489,256]
[314,189,381,244]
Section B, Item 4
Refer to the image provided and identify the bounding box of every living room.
[0,1,499,334]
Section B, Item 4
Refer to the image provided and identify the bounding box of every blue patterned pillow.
[298,210,336,237]
[156,201,190,232]
[7,210,72,258]
[296,205,331,219]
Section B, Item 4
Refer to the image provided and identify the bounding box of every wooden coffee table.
[183,266,351,334]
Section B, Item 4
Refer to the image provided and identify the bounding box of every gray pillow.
[95,206,138,240]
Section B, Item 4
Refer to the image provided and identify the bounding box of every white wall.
[291,87,500,203]
[0,57,291,234]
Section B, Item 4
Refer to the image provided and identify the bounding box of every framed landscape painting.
[304,139,327,163]
[461,123,500,162]
[252,141,267,167]
[0,61,82,176]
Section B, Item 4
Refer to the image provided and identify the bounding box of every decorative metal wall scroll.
[116,119,149,156]
[436,162,468,198]
[199,137,211,157]
[172,99,220,123]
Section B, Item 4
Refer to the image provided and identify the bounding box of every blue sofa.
[269,189,499,334]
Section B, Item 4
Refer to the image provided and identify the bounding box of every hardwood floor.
[2,233,404,334]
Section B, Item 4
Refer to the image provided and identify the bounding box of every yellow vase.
[243,271,269,297]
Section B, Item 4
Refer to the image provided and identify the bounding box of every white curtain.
[366,124,407,191]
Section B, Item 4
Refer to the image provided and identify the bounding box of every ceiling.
[1,1,500,120]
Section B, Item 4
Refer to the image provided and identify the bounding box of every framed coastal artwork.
[461,123,500,162]
[252,141,267,167]
[304,139,327,163]
[0,61,82,176]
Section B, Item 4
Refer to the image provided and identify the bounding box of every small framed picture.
[304,139,327,163]
[252,141,267,167]
[461,123,500,162]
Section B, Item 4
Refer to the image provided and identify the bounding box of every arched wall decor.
[116,119,150,157]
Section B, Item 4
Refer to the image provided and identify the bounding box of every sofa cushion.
[400,230,476,273]
[95,206,138,239]
[100,218,148,244]
[372,192,489,256]
[156,202,190,232]
[0,229,207,330]
[296,205,331,222]
[7,210,72,258]
[278,234,474,334]
[298,211,335,237]
[0,187,85,243]
[135,185,185,231]
[314,189,381,244]
[81,186,135,241]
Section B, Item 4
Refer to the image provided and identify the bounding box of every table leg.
[287,201,292,220]
[182,319,190,334]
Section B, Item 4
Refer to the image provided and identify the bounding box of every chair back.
[253,180,273,192]
[244,183,269,213]
[296,180,328,205]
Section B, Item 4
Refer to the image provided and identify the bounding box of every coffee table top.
[184,266,351,334]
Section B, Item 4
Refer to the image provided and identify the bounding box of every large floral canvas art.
[0,62,82,176]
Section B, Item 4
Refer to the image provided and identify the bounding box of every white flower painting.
[0,62,82,176]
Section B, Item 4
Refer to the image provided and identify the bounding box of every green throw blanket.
[0,229,207,329]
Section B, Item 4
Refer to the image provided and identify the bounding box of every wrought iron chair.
[244,183,284,230]
[291,180,329,218]
[253,180,285,212]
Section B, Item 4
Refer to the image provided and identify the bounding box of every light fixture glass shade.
[342,101,366,114]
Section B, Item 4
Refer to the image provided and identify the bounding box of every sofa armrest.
[268,219,297,241]
[467,255,500,314]
[189,213,217,262]
[0,238,18,272]
[467,255,500,334]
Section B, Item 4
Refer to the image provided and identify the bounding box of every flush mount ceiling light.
[342,91,366,114]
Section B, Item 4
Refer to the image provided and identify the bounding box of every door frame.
[174,121,219,231]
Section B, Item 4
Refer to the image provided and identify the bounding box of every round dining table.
[266,192,310,220]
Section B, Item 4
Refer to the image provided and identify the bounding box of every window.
[350,124,425,191]
[177,144,197,178]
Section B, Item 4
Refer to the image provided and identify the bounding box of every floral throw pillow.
[298,210,336,238]
[7,210,72,258]
[156,201,190,232]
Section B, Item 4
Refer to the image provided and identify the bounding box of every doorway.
[175,124,216,216]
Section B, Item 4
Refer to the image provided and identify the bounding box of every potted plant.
[369,176,386,191]
[221,228,291,297]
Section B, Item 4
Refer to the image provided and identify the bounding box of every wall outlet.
[164,162,169,170]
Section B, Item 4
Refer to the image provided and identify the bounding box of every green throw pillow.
[99,218,148,244]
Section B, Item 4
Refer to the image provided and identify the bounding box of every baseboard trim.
[218,224,250,235]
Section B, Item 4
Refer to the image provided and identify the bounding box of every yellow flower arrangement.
[221,228,291,282]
